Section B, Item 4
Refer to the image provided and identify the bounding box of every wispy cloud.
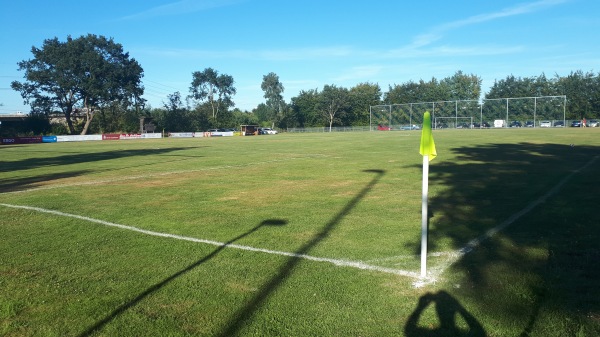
[410,0,569,48]
[121,0,244,20]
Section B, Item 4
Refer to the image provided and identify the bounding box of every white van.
[494,120,506,128]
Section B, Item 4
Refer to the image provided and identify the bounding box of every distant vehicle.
[509,121,522,128]
[525,121,534,127]
[540,121,551,128]
[588,120,599,127]
[400,124,420,130]
[377,124,392,131]
[570,120,582,127]
[554,121,565,127]
[260,127,278,135]
[494,120,506,128]
[472,122,490,128]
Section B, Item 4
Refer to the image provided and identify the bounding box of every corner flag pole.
[419,111,437,278]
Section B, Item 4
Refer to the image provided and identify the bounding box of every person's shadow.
[405,290,486,337]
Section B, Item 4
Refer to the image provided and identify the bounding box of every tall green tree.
[441,70,482,101]
[319,85,350,131]
[261,72,285,126]
[384,77,451,104]
[486,74,536,99]
[11,34,144,135]
[189,68,236,121]
[290,89,321,127]
[348,82,381,126]
[556,70,599,119]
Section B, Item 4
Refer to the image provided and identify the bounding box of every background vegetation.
[6,34,600,136]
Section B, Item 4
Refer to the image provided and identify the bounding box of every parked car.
[260,127,278,135]
[540,121,551,128]
[509,121,522,127]
[525,121,534,127]
[472,122,490,128]
[571,120,582,127]
[400,124,420,130]
[588,120,599,127]
[554,121,565,127]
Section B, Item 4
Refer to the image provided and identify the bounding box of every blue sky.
[1,0,598,114]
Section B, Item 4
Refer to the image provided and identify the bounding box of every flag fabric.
[419,111,437,161]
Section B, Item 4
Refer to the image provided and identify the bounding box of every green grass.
[1,128,599,336]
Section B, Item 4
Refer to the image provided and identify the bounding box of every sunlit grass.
[1,128,599,336]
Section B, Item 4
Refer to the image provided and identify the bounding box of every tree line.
[8,34,600,136]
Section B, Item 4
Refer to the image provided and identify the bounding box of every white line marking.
[0,203,419,279]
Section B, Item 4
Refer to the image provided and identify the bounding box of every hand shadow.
[405,290,486,337]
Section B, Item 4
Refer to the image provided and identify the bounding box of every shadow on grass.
[0,147,194,173]
[0,170,93,193]
[77,218,288,337]
[217,169,385,337]
[412,142,600,335]
[79,169,383,335]
[405,291,486,337]
[0,146,203,193]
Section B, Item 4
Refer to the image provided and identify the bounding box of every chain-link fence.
[370,96,566,129]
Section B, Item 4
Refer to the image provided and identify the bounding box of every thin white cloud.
[121,0,244,20]
[410,0,569,48]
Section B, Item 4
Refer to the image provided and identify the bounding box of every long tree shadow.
[0,146,194,173]
[405,290,486,337]
[77,218,288,337]
[217,169,385,337]
[414,142,600,335]
[0,170,93,193]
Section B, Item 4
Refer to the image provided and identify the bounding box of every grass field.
[1,128,599,336]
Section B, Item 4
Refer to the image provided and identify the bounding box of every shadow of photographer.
[405,290,486,337]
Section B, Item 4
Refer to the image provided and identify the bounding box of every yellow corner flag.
[419,111,437,161]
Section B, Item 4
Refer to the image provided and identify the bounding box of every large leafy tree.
[384,78,451,104]
[11,34,144,135]
[348,82,381,126]
[290,89,321,127]
[441,70,482,101]
[189,67,236,121]
[555,70,599,119]
[261,72,285,126]
[319,85,350,131]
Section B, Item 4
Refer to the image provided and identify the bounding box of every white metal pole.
[420,155,429,278]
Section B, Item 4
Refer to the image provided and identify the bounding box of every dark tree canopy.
[11,34,144,135]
